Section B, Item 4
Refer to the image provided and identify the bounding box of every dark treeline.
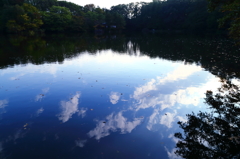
[0,0,232,34]
[127,0,224,32]
[0,0,125,33]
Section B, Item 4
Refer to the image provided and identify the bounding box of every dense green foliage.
[207,0,240,39]
[0,0,238,34]
[0,0,125,33]
[0,1,43,33]
[124,0,224,32]
[24,0,57,11]
[42,6,72,32]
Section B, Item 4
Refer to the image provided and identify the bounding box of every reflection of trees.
[0,34,127,69]
[1,34,240,81]
[174,79,240,159]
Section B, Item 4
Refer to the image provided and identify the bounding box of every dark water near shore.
[0,33,239,159]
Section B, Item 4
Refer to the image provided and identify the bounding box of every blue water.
[0,35,228,159]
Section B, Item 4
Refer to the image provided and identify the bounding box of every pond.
[0,33,239,159]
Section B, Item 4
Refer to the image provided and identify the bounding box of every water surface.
[0,34,239,159]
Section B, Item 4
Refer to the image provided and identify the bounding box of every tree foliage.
[42,6,72,32]
[174,79,240,159]
[24,0,57,11]
[58,1,83,16]
[0,0,233,34]
[207,0,240,39]
[127,0,223,32]
[1,3,42,33]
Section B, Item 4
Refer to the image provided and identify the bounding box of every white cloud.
[176,116,187,123]
[35,95,43,102]
[75,50,151,67]
[131,65,202,111]
[168,134,180,144]
[131,66,221,112]
[75,139,87,148]
[132,79,157,101]
[160,111,177,128]
[88,111,143,140]
[147,109,187,131]
[35,88,50,102]
[1,64,59,79]
[9,73,25,80]
[109,92,121,104]
[147,109,161,131]
[36,108,44,116]
[58,92,81,123]
[42,88,50,93]
[128,63,222,132]
[0,99,8,116]
[158,65,202,84]
[164,147,182,159]
[0,100,8,109]
[78,107,88,118]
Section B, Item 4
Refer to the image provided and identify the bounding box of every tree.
[42,6,72,32]
[207,0,240,39]
[2,3,42,33]
[70,15,85,32]
[174,79,240,159]
[114,13,125,29]
[24,0,57,11]
[21,3,43,30]
[110,4,129,19]
[105,12,125,29]
[83,4,95,12]
[57,1,84,16]
[8,0,24,5]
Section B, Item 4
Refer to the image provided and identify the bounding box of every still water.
[0,34,239,159]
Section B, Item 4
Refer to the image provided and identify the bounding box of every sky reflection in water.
[0,49,222,159]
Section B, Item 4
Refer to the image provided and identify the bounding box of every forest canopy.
[0,0,238,36]
[207,0,240,39]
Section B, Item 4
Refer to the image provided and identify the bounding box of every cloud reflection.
[36,108,44,117]
[147,109,187,130]
[57,92,88,123]
[0,99,8,116]
[130,64,221,132]
[75,139,87,148]
[58,92,81,123]
[78,107,87,118]
[159,65,202,84]
[168,134,180,144]
[164,147,182,159]
[146,109,161,131]
[160,111,177,128]
[9,73,25,80]
[109,92,121,104]
[0,99,8,108]
[132,65,220,112]
[2,64,59,78]
[35,88,49,102]
[88,111,143,140]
